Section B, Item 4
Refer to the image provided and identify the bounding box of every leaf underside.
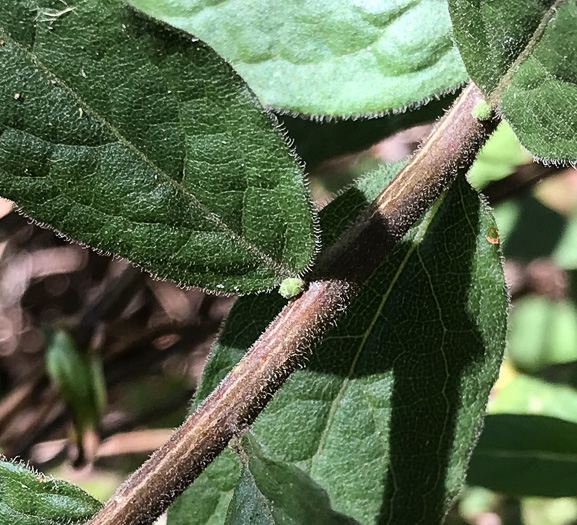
[130,0,468,117]
[449,0,577,162]
[0,0,317,294]
[168,165,508,524]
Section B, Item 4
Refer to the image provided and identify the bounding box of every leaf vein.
[309,192,448,481]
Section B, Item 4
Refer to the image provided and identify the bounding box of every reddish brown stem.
[88,83,498,525]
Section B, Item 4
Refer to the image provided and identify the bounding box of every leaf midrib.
[489,0,566,105]
[0,19,293,278]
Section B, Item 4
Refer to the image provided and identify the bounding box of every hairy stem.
[88,83,498,525]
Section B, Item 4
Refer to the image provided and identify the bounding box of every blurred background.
[1,99,577,525]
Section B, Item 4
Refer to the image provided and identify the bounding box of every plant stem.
[88,83,498,525]
[483,162,564,205]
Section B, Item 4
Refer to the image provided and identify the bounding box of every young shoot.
[472,100,491,121]
[278,277,305,299]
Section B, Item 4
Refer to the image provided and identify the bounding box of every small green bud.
[279,277,305,299]
[472,100,491,121]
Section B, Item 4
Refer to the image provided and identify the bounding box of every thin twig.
[483,162,564,205]
[88,83,499,525]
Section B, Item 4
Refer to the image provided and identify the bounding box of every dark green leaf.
[0,460,101,524]
[130,0,467,117]
[226,435,357,525]
[170,165,507,524]
[449,0,577,162]
[0,0,316,294]
[468,414,577,497]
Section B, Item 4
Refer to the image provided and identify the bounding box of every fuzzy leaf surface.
[0,461,101,524]
[0,0,316,294]
[130,0,467,116]
[169,165,507,524]
[225,435,358,525]
[449,0,577,162]
[168,449,241,525]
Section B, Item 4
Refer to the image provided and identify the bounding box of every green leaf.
[226,435,357,525]
[490,374,577,424]
[0,0,316,294]
[170,165,507,524]
[168,449,241,525]
[449,0,577,162]
[458,487,499,523]
[45,328,106,432]
[130,0,468,117]
[507,296,577,372]
[0,460,102,524]
[468,414,577,497]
